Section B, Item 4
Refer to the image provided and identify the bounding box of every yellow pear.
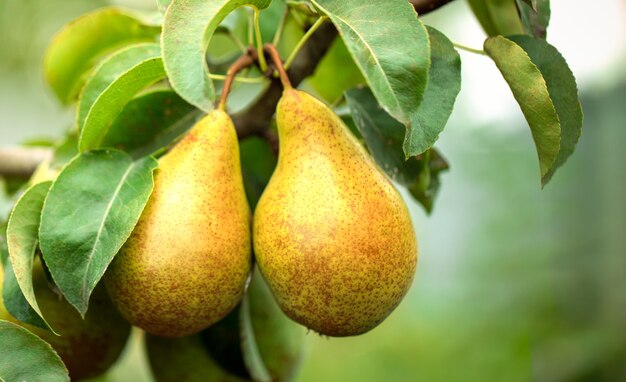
[105,110,252,337]
[0,260,130,380]
[146,270,307,382]
[253,89,418,337]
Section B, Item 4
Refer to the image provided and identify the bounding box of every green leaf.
[50,133,79,170]
[0,230,7,267]
[516,0,550,38]
[344,87,448,212]
[0,188,10,231]
[162,0,272,112]
[240,137,277,210]
[199,306,250,377]
[39,150,158,316]
[311,0,430,125]
[44,7,161,104]
[0,320,70,382]
[286,1,319,16]
[518,0,537,10]
[6,182,54,331]
[403,26,461,156]
[259,0,288,43]
[466,0,498,36]
[2,260,47,330]
[307,37,364,104]
[240,286,272,382]
[346,87,422,185]
[77,43,161,131]
[508,35,582,184]
[102,89,201,158]
[78,43,167,152]
[484,35,561,184]
[147,332,248,381]
[407,149,449,213]
[246,270,306,380]
[467,0,525,36]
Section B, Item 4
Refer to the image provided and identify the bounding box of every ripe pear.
[105,110,252,337]
[0,260,131,380]
[147,270,306,382]
[253,89,418,337]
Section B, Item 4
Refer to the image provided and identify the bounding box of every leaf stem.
[272,7,290,47]
[0,147,52,178]
[453,42,486,55]
[289,8,306,28]
[209,73,266,84]
[253,8,268,72]
[218,54,256,111]
[229,31,248,53]
[264,44,292,89]
[284,16,327,70]
[247,9,254,45]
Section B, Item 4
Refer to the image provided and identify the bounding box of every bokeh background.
[1,0,625,381]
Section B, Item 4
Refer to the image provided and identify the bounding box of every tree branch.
[233,22,337,138]
[0,147,52,179]
[410,0,456,14]
[233,0,457,138]
[0,0,455,178]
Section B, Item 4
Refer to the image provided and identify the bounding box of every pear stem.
[264,43,292,89]
[218,53,256,111]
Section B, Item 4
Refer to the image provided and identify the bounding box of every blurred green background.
[1,0,625,381]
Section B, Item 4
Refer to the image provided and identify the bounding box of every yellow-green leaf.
[162,0,272,112]
[77,43,167,152]
[485,35,561,183]
[6,181,54,331]
[508,35,582,184]
[44,7,160,104]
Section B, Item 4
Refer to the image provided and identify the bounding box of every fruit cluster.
[106,83,418,337]
[1,58,417,382]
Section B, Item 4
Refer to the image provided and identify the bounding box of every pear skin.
[253,89,418,337]
[0,260,131,380]
[147,270,307,382]
[105,110,251,337]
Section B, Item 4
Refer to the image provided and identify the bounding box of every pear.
[0,260,131,380]
[105,110,251,337]
[146,269,306,382]
[253,89,418,337]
